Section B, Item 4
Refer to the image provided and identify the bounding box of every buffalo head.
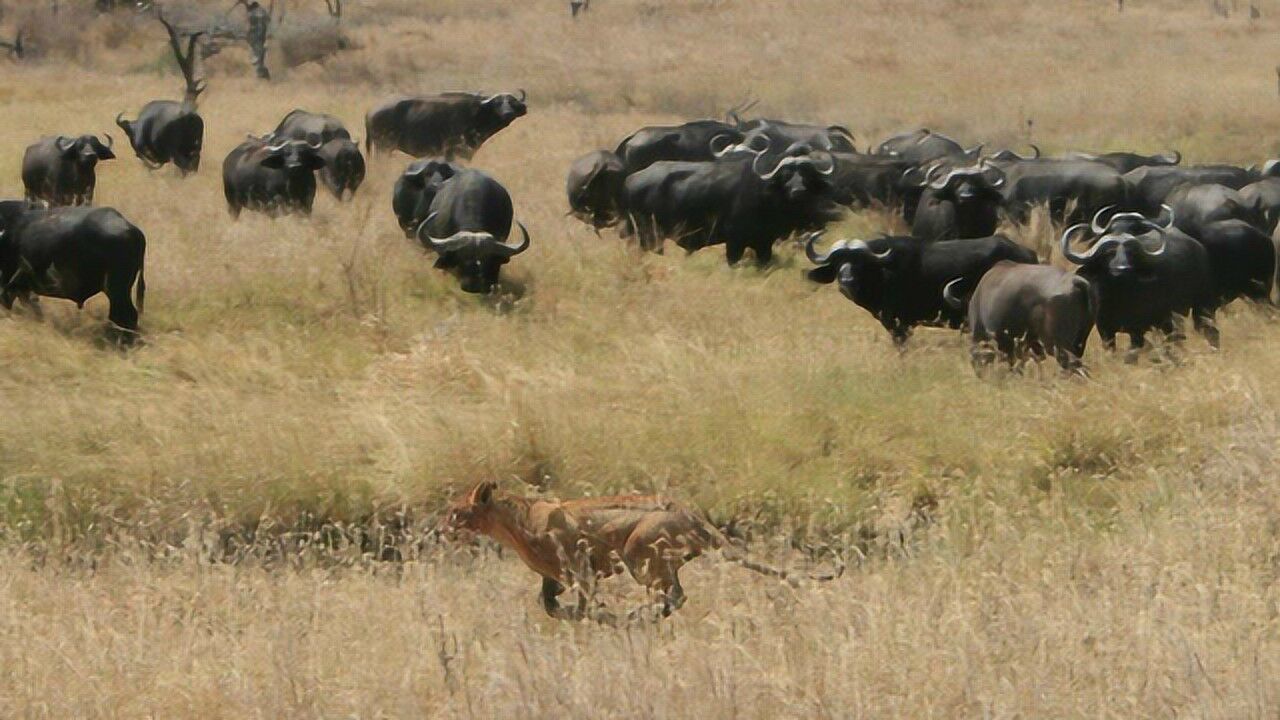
[921,162,1005,204]
[566,150,625,229]
[403,159,459,200]
[754,146,836,202]
[58,134,115,169]
[417,212,530,294]
[319,137,365,199]
[259,138,325,176]
[805,230,894,302]
[1061,205,1172,279]
[480,89,528,126]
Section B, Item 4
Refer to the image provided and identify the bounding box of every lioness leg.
[623,546,687,617]
[540,577,566,617]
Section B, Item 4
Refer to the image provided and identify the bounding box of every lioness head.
[442,480,498,533]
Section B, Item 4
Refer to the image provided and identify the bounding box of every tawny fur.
[441,481,838,619]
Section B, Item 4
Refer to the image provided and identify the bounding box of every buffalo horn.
[492,221,530,257]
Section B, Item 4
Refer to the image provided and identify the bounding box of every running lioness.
[441,481,842,619]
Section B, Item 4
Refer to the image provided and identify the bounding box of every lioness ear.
[469,481,497,505]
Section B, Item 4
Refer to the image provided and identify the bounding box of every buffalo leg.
[725,241,746,266]
[1125,332,1146,364]
[104,269,141,345]
[751,241,773,267]
[1193,309,1220,350]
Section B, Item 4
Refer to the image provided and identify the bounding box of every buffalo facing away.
[392,159,465,236]
[623,149,842,264]
[616,119,740,174]
[116,13,206,176]
[872,128,980,166]
[566,150,626,230]
[0,202,146,343]
[272,109,366,200]
[222,137,326,218]
[1061,207,1219,359]
[365,91,527,159]
[117,102,204,176]
[22,135,116,206]
[959,261,1096,373]
[805,231,1039,347]
[414,168,530,294]
[1163,184,1275,304]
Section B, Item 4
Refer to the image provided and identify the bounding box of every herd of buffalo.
[4,53,1280,371]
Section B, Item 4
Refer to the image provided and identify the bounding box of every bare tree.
[156,11,206,107]
[0,28,22,60]
[233,0,272,79]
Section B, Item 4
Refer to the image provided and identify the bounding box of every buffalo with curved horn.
[622,147,843,264]
[805,230,1038,348]
[1060,205,1219,359]
[221,136,326,218]
[364,91,527,159]
[21,134,115,206]
[413,168,530,294]
[271,109,366,200]
[910,162,1006,241]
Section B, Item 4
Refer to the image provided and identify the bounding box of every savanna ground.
[2,0,1280,716]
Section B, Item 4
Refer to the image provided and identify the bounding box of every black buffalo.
[959,261,1096,373]
[1238,177,1280,233]
[992,158,1130,223]
[365,91,527,159]
[22,135,116,206]
[615,119,741,174]
[414,169,530,293]
[1163,185,1275,304]
[872,128,980,166]
[117,103,204,176]
[222,137,326,218]
[392,159,464,236]
[805,231,1039,347]
[116,15,206,176]
[1063,150,1181,174]
[823,152,919,209]
[566,150,626,230]
[1123,164,1256,215]
[1061,208,1218,358]
[272,109,365,200]
[0,203,146,343]
[623,150,842,264]
[910,162,1006,242]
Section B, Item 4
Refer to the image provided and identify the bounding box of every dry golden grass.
[3,0,1280,715]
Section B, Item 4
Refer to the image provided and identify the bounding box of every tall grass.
[1,0,1280,715]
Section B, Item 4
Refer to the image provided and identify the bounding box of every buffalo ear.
[260,152,285,169]
[468,481,497,506]
[304,153,326,171]
[807,264,838,284]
